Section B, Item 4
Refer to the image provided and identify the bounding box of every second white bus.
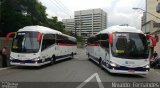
[6,25,77,66]
[86,25,151,74]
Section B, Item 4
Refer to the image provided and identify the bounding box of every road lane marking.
[0,66,16,71]
[76,73,104,88]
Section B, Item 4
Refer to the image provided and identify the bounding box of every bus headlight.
[110,61,120,67]
[10,57,14,60]
[32,57,40,61]
[110,62,117,67]
[144,65,150,68]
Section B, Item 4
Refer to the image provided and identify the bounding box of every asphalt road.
[0,48,160,88]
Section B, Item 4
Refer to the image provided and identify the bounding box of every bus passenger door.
[41,34,56,60]
[100,40,110,67]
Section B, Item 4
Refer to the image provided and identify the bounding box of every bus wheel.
[50,55,56,65]
[71,52,74,59]
[88,53,91,60]
[99,58,103,68]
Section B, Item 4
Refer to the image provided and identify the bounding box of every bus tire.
[50,55,56,65]
[99,58,103,68]
[88,53,91,60]
[71,52,74,59]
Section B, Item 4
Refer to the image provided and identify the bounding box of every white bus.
[6,26,77,66]
[86,25,152,74]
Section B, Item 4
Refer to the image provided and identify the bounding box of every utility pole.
[74,21,77,38]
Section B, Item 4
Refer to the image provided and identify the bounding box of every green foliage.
[63,30,72,35]
[77,36,84,43]
[0,0,65,37]
[47,17,64,32]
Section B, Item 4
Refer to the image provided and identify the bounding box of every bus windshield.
[111,32,149,59]
[11,32,41,53]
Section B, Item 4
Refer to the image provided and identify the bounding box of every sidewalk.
[150,68,160,74]
[153,68,160,73]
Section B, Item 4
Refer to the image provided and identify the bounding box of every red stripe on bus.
[58,43,77,46]
[87,44,98,46]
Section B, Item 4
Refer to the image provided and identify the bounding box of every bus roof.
[18,25,62,34]
[99,25,143,34]
[60,34,76,40]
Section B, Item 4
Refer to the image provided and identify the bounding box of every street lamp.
[132,8,160,19]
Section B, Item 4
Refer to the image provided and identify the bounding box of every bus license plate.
[20,62,25,64]
[128,70,135,72]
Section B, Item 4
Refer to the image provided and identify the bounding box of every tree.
[0,0,48,36]
[1,0,23,36]
[47,17,65,32]
[0,0,65,37]
[19,0,48,25]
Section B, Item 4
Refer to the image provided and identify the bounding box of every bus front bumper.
[10,61,50,66]
[109,69,149,75]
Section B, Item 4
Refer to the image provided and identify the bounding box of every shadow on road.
[13,57,73,70]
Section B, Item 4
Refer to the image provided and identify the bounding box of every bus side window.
[99,34,109,48]
[42,34,55,51]
[57,34,65,44]
[100,41,109,48]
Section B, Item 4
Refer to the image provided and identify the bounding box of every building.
[142,0,160,58]
[62,19,75,31]
[142,0,160,33]
[74,8,107,39]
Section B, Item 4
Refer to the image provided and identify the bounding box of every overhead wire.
[55,0,73,15]
[49,0,72,18]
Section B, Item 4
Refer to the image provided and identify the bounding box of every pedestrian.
[0,49,2,67]
[2,47,7,67]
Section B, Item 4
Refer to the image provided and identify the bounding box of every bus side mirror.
[146,34,156,47]
[108,33,113,44]
[37,32,43,42]
[5,32,16,41]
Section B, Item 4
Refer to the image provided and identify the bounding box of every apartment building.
[62,19,75,31]
[142,0,160,33]
[74,8,107,39]
[142,0,160,58]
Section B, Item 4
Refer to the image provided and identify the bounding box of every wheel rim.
[51,56,55,64]
[71,53,74,58]
[99,59,102,67]
[88,54,90,58]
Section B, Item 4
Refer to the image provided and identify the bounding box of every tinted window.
[12,32,40,53]
[87,36,96,44]
[97,34,109,48]
[57,34,77,44]
[111,33,149,59]
[41,34,55,51]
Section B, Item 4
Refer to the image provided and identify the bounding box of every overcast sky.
[39,0,146,29]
